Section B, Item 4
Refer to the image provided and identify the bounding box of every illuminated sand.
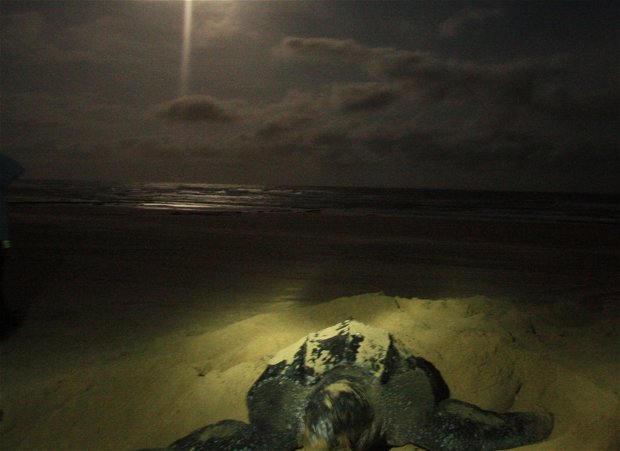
[3,294,617,450]
[1,205,618,450]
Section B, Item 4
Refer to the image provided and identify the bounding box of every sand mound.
[2,294,618,450]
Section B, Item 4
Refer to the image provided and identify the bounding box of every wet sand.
[1,204,618,450]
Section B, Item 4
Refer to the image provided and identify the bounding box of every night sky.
[2,1,618,192]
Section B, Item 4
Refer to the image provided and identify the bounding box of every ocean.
[6,179,620,224]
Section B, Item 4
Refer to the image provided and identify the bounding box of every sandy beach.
[1,204,618,450]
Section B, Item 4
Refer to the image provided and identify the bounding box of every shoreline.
[7,199,620,225]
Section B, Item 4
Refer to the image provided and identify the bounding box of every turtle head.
[303,379,382,451]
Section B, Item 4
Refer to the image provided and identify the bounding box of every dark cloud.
[255,119,306,140]
[273,36,617,128]
[1,92,143,163]
[253,92,324,140]
[438,6,502,38]
[273,36,370,61]
[1,9,174,67]
[0,11,45,55]
[311,130,352,148]
[0,11,91,64]
[532,87,620,121]
[116,136,225,161]
[154,96,243,123]
[332,83,401,112]
[3,93,69,127]
[276,37,572,106]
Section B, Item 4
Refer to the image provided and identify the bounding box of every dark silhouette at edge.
[1,153,24,340]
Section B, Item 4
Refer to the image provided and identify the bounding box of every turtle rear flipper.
[389,399,553,451]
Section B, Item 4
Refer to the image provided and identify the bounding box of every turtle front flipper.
[392,399,553,451]
[164,419,295,451]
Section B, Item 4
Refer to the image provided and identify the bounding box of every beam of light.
[180,0,193,96]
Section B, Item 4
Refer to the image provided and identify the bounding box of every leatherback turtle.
[142,319,553,450]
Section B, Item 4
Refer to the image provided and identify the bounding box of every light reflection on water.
[7,179,620,223]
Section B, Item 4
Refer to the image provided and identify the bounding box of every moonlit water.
[180,0,193,96]
[7,180,620,223]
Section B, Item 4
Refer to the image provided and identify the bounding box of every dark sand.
[1,204,618,450]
